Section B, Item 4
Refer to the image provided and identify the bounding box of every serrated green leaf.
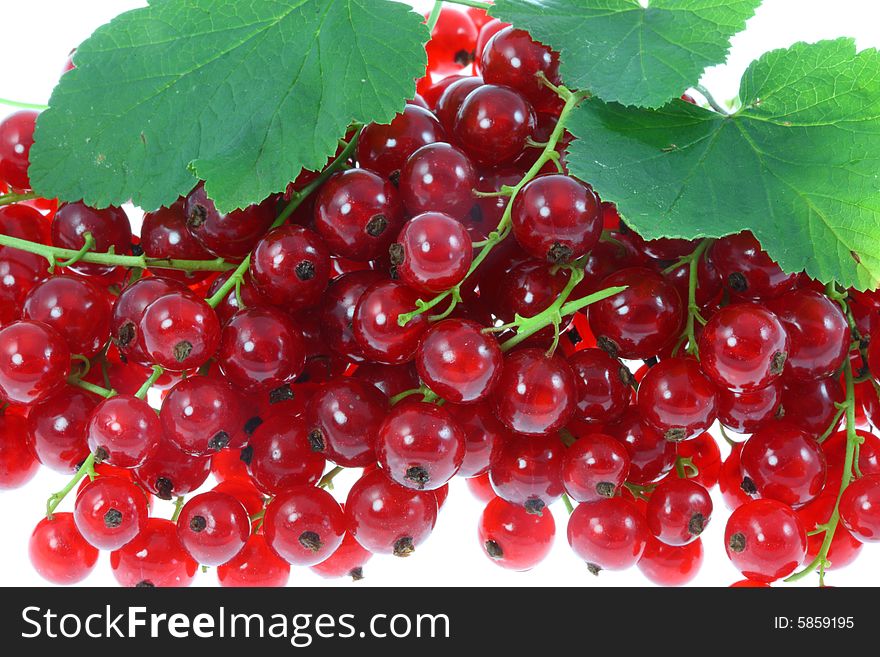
[567,38,880,290]
[490,0,759,108]
[29,0,428,212]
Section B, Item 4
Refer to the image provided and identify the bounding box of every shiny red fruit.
[562,433,630,503]
[567,497,648,574]
[29,513,98,585]
[218,534,290,587]
[353,280,430,365]
[0,320,71,405]
[391,212,473,294]
[111,518,198,587]
[637,358,717,442]
[264,486,346,566]
[725,499,807,583]
[479,497,555,571]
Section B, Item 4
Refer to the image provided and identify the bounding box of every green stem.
[205,133,359,309]
[389,387,427,405]
[54,232,95,271]
[170,496,185,523]
[561,493,574,515]
[135,366,164,400]
[68,376,116,399]
[319,466,345,490]
[46,453,96,518]
[695,85,729,115]
[817,404,847,443]
[426,1,443,32]
[678,239,713,357]
[0,191,38,207]
[398,87,590,327]
[0,97,48,110]
[0,232,232,273]
[444,0,492,9]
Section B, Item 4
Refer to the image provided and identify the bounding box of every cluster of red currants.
[1,5,880,588]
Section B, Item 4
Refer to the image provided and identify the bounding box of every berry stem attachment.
[426,1,443,33]
[0,191,39,207]
[319,466,345,490]
[52,231,95,272]
[46,453,96,519]
[666,239,713,358]
[68,376,116,399]
[561,493,574,515]
[170,496,185,523]
[134,365,164,400]
[0,97,48,110]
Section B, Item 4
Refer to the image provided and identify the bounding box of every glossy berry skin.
[740,422,826,508]
[141,201,214,283]
[487,259,570,343]
[562,433,630,503]
[320,270,384,361]
[839,474,880,542]
[74,476,149,551]
[161,376,245,457]
[716,381,782,434]
[23,276,112,358]
[637,358,718,442]
[391,212,473,294]
[51,203,132,277]
[454,84,536,167]
[435,76,484,134]
[311,532,373,580]
[425,7,478,74]
[177,491,250,566]
[0,412,40,489]
[719,444,751,511]
[480,27,561,113]
[698,303,790,392]
[0,110,38,189]
[567,497,648,574]
[725,499,807,583]
[824,430,880,488]
[354,362,419,398]
[568,349,632,425]
[646,478,713,546]
[111,518,198,587]
[675,432,722,490]
[264,486,346,566]
[798,491,862,569]
[489,433,564,515]
[218,535,290,587]
[250,224,331,308]
[306,378,387,467]
[638,536,704,587]
[400,143,476,218]
[768,289,849,381]
[139,292,220,372]
[218,307,306,391]
[0,203,49,244]
[0,320,70,406]
[445,401,506,478]
[712,232,797,301]
[88,395,161,469]
[245,414,325,495]
[27,385,97,473]
[0,251,42,329]
[479,497,555,571]
[492,348,576,436]
[588,267,684,360]
[415,319,502,404]
[111,277,185,365]
[353,280,430,365]
[357,105,447,181]
[781,376,844,436]
[376,401,466,491]
[184,185,275,261]
[345,468,438,557]
[133,438,211,500]
[29,513,99,585]
[605,408,676,484]
[511,175,601,263]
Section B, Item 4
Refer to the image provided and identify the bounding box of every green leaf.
[490,0,759,108]
[567,38,880,290]
[29,0,427,212]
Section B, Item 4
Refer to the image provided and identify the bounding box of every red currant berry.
[605,408,676,484]
[511,175,601,263]
[141,201,214,282]
[139,291,220,371]
[177,491,250,566]
[425,7,478,74]
[637,358,717,442]
[492,348,576,436]
[184,184,275,261]
[823,429,880,484]
[454,84,536,166]
[839,474,880,542]
[400,143,476,218]
[489,432,564,514]
[0,411,40,489]
[74,476,149,551]
[27,385,97,473]
[320,270,384,362]
[29,513,99,585]
[111,518,198,587]
[588,267,684,360]
[250,225,331,308]
[306,378,387,467]
[716,381,782,434]
[798,490,862,569]
[567,497,648,574]
[23,276,112,358]
[218,307,306,391]
[133,437,211,500]
[480,27,561,113]
[88,395,161,469]
[638,536,703,586]
[568,348,632,425]
[435,77,484,133]
[161,376,245,456]
[479,496,555,571]
[562,433,630,503]
[354,361,420,398]
[0,203,49,243]
[390,212,473,294]
[725,499,807,583]
[264,486,345,566]
[353,280,430,365]
[218,534,290,587]
[311,531,373,581]
[0,320,70,405]
[0,111,38,189]
[244,413,325,495]
[445,401,506,478]
[51,203,132,277]
[376,401,465,490]
[358,106,447,181]
[111,277,186,365]
[675,432,722,489]
[780,376,844,436]
[345,468,438,556]
[719,443,751,510]
[466,167,522,241]
[699,303,790,392]
[712,232,797,300]
[663,249,722,308]
[646,478,713,546]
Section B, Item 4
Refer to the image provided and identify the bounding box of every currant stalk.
[398,85,591,327]
[665,239,713,357]
[0,191,38,207]
[46,453,96,519]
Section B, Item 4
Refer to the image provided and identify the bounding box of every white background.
[2,0,879,587]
